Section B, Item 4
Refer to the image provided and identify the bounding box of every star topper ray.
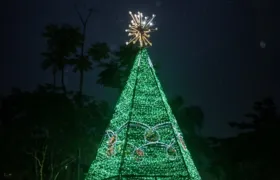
[125,11,158,47]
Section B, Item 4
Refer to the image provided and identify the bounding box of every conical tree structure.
[86,49,201,180]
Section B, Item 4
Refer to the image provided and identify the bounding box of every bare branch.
[35,155,43,167]
[42,145,48,165]
[25,151,34,156]
[84,9,94,25]
[54,157,76,180]
[25,150,43,167]
[64,156,76,166]
[74,4,86,26]
[74,4,95,27]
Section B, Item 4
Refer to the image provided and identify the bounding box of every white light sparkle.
[125,11,158,47]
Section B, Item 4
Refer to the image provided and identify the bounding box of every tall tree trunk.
[75,6,93,97]
[78,31,85,97]
[61,67,66,93]
[79,70,84,96]
[53,71,56,90]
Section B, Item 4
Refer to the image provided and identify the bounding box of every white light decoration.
[125,11,158,47]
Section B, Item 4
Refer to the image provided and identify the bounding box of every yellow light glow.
[125,11,158,47]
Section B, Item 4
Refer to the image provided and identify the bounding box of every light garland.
[85,49,201,179]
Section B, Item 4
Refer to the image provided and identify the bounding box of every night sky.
[1,0,279,137]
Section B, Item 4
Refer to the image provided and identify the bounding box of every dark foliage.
[0,85,111,180]
[1,16,278,180]
[208,98,280,179]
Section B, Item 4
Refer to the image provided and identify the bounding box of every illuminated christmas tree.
[85,11,201,180]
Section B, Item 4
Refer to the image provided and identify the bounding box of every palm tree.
[169,96,204,136]
[42,24,82,93]
[169,96,211,176]
[94,44,163,91]
[94,44,139,90]
[74,7,111,96]
[74,7,94,96]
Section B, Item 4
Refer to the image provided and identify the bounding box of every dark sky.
[1,0,279,137]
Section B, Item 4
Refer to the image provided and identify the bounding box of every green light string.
[85,49,201,180]
[118,49,144,178]
[148,54,201,180]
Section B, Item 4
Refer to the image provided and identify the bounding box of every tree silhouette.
[169,96,204,136]
[94,44,137,89]
[0,85,111,180]
[94,44,159,91]
[208,98,280,179]
[74,6,94,96]
[42,24,83,93]
[72,6,111,96]
[41,53,58,88]
[3,6,278,179]
[169,96,212,178]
